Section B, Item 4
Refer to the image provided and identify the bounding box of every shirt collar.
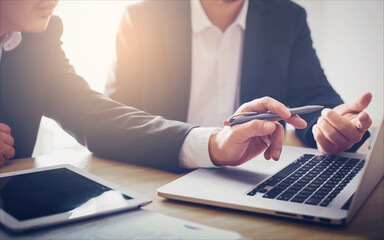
[237,0,248,30]
[191,0,248,34]
[0,32,22,52]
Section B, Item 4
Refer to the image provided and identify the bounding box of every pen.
[227,105,324,126]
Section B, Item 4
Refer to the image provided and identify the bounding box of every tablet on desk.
[0,164,151,232]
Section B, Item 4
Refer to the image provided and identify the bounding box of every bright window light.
[33,1,138,156]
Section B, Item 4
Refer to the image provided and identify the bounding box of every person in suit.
[0,0,307,171]
[106,0,372,156]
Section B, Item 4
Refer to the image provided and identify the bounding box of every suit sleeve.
[287,8,344,148]
[43,17,194,173]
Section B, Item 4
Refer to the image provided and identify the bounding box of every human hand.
[209,97,307,166]
[312,92,373,155]
[0,123,15,167]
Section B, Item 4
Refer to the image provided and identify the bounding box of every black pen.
[227,105,324,126]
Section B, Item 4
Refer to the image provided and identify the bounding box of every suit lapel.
[240,1,272,104]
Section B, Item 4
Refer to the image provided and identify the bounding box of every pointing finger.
[345,92,372,114]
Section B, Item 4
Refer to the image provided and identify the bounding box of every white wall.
[294,0,384,123]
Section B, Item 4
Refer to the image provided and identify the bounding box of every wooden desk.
[1,136,383,239]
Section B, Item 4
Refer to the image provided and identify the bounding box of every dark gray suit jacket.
[106,0,370,150]
[0,16,194,173]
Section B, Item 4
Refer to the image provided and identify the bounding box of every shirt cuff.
[179,127,221,169]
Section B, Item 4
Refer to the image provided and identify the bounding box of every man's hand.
[0,123,15,167]
[209,97,307,166]
[312,92,373,155]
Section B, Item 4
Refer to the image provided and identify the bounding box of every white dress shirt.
[179,0,249,168]
[188,0,248,127]
[0,32,22,61]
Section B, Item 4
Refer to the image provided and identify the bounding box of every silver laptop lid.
[346,119,384,223]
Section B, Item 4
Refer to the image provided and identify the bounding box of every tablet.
[0,164,151,232]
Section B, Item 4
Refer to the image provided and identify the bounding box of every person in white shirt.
[106,0,372,158]
[0,0,307,171]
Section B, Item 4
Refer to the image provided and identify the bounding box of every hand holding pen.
[226,105,324,126]
[209,97,309,166]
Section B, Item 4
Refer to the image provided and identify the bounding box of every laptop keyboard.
[247,154,365,207]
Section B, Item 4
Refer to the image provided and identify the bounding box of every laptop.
[158,119,383,225]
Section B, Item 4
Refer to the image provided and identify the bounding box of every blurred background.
[33,0,384,157]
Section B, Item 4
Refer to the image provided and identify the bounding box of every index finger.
[237,97,291,119]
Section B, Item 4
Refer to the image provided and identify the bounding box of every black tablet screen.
[0,168,132,221]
